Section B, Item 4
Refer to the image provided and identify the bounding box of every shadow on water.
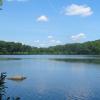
[0,58,22,61]
[0,73,21,100]
[52,58,100,64]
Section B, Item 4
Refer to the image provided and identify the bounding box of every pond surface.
[0,55,100,100]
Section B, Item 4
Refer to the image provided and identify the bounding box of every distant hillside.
[0,40,100,55]
[0,41,35,54]
[47,39,100,55]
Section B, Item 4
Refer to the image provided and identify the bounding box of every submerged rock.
[7,76,26,81]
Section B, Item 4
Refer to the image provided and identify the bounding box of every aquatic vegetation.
[0,73,21,100]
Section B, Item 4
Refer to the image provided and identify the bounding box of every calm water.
[0,55,100,100]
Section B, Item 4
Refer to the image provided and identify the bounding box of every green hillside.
[0,39,100,55]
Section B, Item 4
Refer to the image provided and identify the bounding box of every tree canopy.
[0,0,2,6]
[0,39,100,55]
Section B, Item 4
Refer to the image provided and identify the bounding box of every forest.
[0,39,100,55]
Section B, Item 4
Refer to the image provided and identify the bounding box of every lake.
[0,55,100,100]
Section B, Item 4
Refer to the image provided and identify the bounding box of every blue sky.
[0,0,100,47]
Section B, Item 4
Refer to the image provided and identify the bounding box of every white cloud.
[37,15,48,22]
[48,35,53,39]
[49,39,61,44]
[71,33,86,42]
[34,40,40,43]
[56,40,62,44]
[39,43,46,47]
[48,35,62,45]
[64,4,93,17]
[33,35,62,47]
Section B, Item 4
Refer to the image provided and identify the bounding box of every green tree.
[0,0,2,6]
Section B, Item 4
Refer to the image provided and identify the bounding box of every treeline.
[0,41,34,54]
[47,39,100,55]
[0,0,2,7]
[0,40,100,55]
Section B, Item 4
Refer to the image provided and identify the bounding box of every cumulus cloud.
[37,15,48,22]
[48,35,53,39]
[39,43,46,47]
[71,33,86,42]
[34,40,40,43]
[64,4,93,17]
[49,39,62,44]
[48,35,62,45]
[33,35,62,47]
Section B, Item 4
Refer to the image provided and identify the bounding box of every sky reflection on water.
[0,55,100,100]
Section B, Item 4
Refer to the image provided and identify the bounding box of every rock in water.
[7,76,26,81]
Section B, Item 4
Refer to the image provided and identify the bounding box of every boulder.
[7,76,26,81]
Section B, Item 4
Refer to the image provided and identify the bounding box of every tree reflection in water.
[0,72,7,100]
[0,73,21,100]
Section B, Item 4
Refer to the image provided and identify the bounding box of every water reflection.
[0,58,22,61]
[0,73,21,100]
[0,55,100,64]
[53,58,100,64]
[0,72,7,100]
[0,55,100,100]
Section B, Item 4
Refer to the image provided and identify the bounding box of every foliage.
[0,40,100,55]
[0,0,2,6]
[0,72,21,100]
[47,40,100,55]
[0,41,33,55]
